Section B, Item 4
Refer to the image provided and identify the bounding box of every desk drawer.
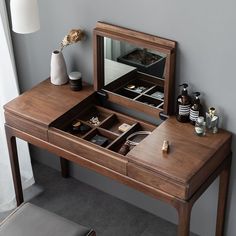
[49,103,156,175]
[128,163,188,199]
[5,112,48,141]
[48,128,127,175]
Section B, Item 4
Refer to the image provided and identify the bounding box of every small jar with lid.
[69,71,82,91]
[195,116,206,136]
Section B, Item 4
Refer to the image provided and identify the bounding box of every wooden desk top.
[4,78,232,200]
[128,117,231,184]
[4,79,94,127]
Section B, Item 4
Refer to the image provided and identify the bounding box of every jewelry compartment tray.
[48,93,156,175]
[103,70,165,118]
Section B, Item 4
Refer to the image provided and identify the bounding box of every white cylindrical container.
[50,50,68,85]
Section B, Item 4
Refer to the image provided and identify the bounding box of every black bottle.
[176,83,191,122]
[190,92,202,125]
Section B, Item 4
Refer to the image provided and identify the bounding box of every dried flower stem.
[59,29,85,51]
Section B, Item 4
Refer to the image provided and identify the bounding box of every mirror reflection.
[94,22,176,116]
[104,37,167,86]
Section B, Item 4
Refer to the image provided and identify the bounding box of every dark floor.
[1,162,198,236]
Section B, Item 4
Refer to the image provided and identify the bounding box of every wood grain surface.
[4,79,94,127]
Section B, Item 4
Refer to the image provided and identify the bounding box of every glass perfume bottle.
[206,107,219,133]
[195,116,206,136]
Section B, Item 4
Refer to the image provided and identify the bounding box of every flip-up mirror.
[93,22,176,116]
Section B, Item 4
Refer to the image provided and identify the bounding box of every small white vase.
[50,50,68,85]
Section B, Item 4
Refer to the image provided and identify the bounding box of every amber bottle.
[190,92,202,125]
[176,83,191,122]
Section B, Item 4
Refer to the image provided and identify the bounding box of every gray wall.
[8,0,236,235]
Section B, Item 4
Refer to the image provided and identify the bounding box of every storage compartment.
[145,85,164,100]
[65,120,92,138]
[115,88,139,99]
[77,106,112,126]
[50,99,156,159]
[103,72,165,117]
[136,95,163,108]
[100,114,135,134]
[113,77,156,97]
[108,123,153,155]
[83,128,118,147]
[123,78,155,94]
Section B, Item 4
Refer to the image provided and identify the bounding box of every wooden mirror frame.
[93,21,177,116]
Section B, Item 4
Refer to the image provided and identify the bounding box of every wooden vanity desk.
[4,22,232,236]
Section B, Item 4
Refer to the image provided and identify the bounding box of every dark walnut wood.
[93,22,176,116]
[3,22,232,236]
[4,78,232,236]
[4,79,94,127]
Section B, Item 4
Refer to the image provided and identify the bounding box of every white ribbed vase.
[50,50,68,85]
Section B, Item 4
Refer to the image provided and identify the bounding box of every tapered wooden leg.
[177,202,192,236]
[60,157,69,178]
[5,126,23,206]
[215,155,232,236]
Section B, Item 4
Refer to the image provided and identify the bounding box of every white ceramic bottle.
[50,50,68,85]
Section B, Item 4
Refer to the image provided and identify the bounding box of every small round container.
[69,71,82,91]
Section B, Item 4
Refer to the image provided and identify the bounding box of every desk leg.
[60,157,69,178]
[216,154,232,236]
[177,202,192,236]
[5,127,23,206]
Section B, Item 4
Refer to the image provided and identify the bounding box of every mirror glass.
[93,22,176,116]
[104,37,167,86]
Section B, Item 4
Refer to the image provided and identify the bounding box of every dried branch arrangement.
[60,29,85,51]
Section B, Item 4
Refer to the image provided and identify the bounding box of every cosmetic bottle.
[195,116,206,136]
[176,83,191,122]
[190,92,202,125]
[206,107,219,133]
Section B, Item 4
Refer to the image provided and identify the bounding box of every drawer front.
[48,128,127,175]
[5,112,48,141]
[128,163,188,199]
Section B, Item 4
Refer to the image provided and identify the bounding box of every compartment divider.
[144,85,164,101]
[76,119,96,128]
[133,94,144,101]
[115,88,140,99]
[156,102,164,109]
[123,87,140,94]
[99,114,117,129]
[142,93,164,102]
[142,85,156,94]
[136,94,163,108]
[77,105,112,126]
[97,114,115,127]
[107,123,139,151]
[96,127,119,139]
[81,127,97,139]
[82,127,119,148]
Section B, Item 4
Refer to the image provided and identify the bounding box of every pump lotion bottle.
[176,83,191,122]
[190,92,202,125]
